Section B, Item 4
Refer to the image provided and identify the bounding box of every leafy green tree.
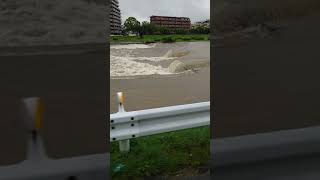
[174,29,188,35]
[140,21,157,35]
[140,21,149,36]
[158,27,171,35]
[123,17,141,35]
[191,25,210,34]
[149,24,157,34]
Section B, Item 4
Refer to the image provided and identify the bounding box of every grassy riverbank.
[110,34,209,44]
[111,126,210,179]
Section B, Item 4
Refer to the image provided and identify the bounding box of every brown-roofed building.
[150,16,191,30]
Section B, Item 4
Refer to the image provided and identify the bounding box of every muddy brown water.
[110,42,210,113]
[110,68,210,113]
[110,42,210,77]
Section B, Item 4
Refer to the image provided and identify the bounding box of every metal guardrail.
[110,92,210,152]
[0,98,108,180]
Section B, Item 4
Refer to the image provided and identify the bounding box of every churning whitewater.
[110,42,210,79]
[110,43,176,77]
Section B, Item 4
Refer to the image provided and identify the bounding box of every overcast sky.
[118,0,210,24]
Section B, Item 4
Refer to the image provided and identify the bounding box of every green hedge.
[161,37,176,43]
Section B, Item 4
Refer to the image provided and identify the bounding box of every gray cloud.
[118,0,210,24]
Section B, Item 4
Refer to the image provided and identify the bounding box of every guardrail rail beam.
[110,92,210,152]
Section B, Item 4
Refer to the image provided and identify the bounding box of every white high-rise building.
[110,0,122,35]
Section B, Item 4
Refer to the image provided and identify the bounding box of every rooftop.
[150,15,190,20]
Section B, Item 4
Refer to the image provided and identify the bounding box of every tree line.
[122,17,210,37]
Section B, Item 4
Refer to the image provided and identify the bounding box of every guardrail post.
[117,92,130,153]
[23,97,47,160]
[119,140,130,152]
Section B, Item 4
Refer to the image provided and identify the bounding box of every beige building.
[150,16,191,30]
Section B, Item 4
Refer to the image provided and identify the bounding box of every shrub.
[182,37,191,41]
[174,29,188,34]
[144,40,156,44]
[159,27,171,35]
[161,37,176,43]
[192,36,205,40]
[112,37,119,40]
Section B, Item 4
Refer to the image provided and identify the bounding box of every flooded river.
[110,41,210,113]
[110,42,210,79]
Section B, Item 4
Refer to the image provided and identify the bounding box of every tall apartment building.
[110,0,122,35]
[150,16,191,30]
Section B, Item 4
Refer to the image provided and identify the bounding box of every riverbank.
[110,34,209,44]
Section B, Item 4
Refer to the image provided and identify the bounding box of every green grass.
[110,34,209,43]
[161,36,176,43]
[111,126,210,180]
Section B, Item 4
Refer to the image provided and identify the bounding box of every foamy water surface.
[110,42,210,78]
[110,43,176,78]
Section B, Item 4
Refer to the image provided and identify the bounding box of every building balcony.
[110,12,121,18]
[110,21,121,25]
[110,14,121,19]
[111,4,120,10]
[110,18,121,22]
[111,6,120,12]
[111,0,119,5]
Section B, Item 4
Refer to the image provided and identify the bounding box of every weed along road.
[0,43,108,166]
